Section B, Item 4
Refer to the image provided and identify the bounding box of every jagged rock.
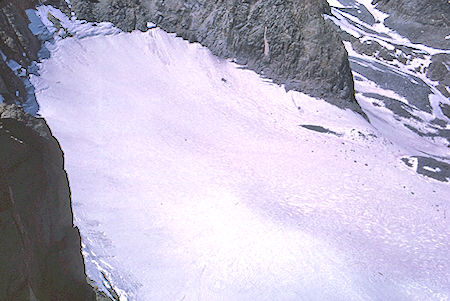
[0,104,96,301]
[372,0,450,105]
[351,38,397,61]
[0,1,41,105]
[427,53,450,98]
[0,57,28,104]
[440,103,450,119]
[0,2,41,65]
[71,0,365,115]
[372,0,450,49]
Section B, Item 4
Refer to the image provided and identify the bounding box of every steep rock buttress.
[0,104,95,300]
[0,1,97,299]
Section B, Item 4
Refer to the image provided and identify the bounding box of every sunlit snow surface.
[30,6,450,301]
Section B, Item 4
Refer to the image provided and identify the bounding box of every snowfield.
[30,6,449,301]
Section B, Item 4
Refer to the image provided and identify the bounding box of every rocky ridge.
[326,0,449,181]
[372,0,449,49]
[0,104,95,300]
[70,0,365,115]
[0,0,40,109]
[0,1,106,300]
[373,0,450,102]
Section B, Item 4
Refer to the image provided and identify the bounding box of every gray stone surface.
[372,0,450,49]
[369,1,450,105]
[0,1,98,299]
[427,53,450,98]
[350,57,433,113]
[363,92,422,121]
[402,155,450,182]
[70,0,365,115]
[0,1,41,105]
[0,104,96,301]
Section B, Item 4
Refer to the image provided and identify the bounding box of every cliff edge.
[0,104,95,300]
[71,0,365,115]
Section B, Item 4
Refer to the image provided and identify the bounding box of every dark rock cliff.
[0,1,97,299]
[0,1,40,106]
[0,104,95,301]
[0,0,69,111]
[70,0,365,115]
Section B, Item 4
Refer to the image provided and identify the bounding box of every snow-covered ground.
[30,5,449,301]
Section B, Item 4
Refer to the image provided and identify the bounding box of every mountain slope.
[0,2,102,300]
[326,0,449,181]
[70,0,363,113]
[31,7,450,300]
[0,104,95,301]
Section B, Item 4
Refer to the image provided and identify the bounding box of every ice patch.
[423,166,441,173]
[327,0,347,8]
[26,9,54,41]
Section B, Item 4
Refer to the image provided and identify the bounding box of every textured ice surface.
[31,7,449,301]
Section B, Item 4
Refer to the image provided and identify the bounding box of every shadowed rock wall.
[0,104,95,300]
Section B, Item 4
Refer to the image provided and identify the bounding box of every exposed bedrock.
[0,104,95,300]
[70,0,366,115]
[0,0,69,108]
[372,0,450,49]
[369,0,450,120]
[427,53,450,99]
[0,1,40,105]
[0,1,98,299]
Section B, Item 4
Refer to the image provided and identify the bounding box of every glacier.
[29,4,449,301]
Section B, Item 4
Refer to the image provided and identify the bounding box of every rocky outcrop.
[0,2,110,300]
[0,1,40,105]
[426,53,450,98]
[70,0,364,114]
[371,0,449,118]
[0,104,95,300]
[0,1,40,65]
[372,0,450,49]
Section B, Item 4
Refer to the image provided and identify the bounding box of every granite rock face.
[71,0,364,114]
[372,0,450,49]
[0,104,96,301]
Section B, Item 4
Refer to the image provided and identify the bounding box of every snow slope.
[31,6,449,301]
